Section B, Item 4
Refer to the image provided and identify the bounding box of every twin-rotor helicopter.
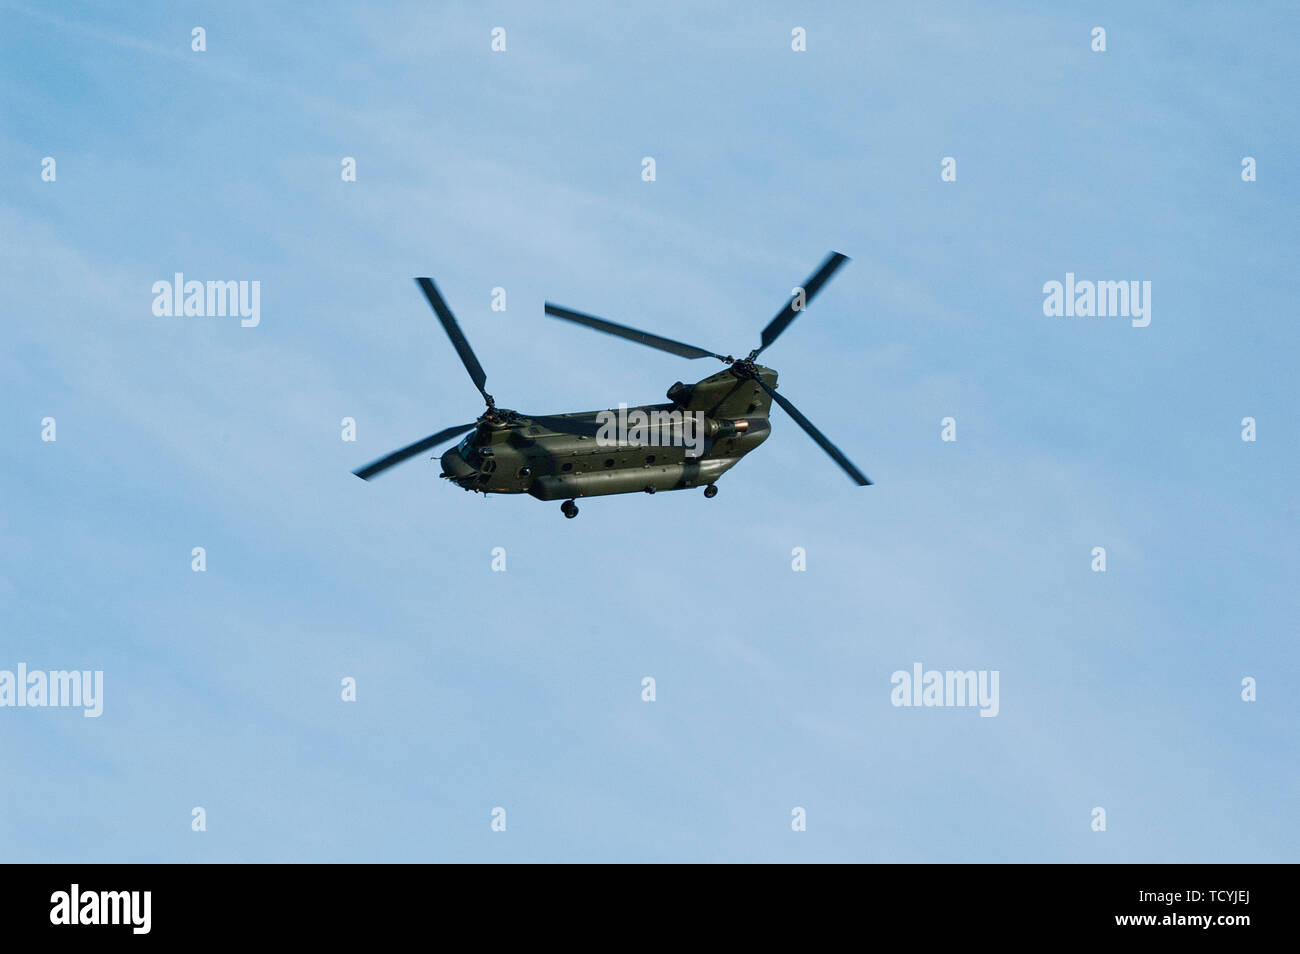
[353,252,871,517]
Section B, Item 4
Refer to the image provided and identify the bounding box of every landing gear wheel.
[703,484,718,498]
[561,500,579,519]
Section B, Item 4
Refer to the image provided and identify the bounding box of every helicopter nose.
[439,447,476,479]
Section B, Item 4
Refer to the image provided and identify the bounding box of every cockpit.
[446,435,494,480]
[456,434,476,462]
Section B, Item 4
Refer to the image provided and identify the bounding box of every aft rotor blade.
[758,381,871,486]
[757,252,850,355]
[352,423,477,481]
[544,303,731,362]
[415,277,494,406]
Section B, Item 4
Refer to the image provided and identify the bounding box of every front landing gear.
[703,484,718,498]
[561,499,579,519]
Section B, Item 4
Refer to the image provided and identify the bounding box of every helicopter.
[352,252,871,517]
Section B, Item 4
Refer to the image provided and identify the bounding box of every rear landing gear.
[561,499,579,519]
[703,484,718,498]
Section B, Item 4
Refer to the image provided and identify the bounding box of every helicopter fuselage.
[440,364,777,500]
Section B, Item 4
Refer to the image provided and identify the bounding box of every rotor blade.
[544,303,731,362]
[415,277,493,406]
[352,423,477,481]
[758,381,871,486]
[757,251,850,355]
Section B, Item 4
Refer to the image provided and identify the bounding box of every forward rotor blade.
[352,423,477,481]
[544,303,731,362]
[415,277,493,406]
[758,381,871,486]
[757,252,850,355]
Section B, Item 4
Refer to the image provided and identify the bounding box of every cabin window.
[604,458,615,468]
[645,455,655,464]
[561,462,573,472]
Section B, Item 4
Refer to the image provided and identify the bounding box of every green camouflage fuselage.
[440,365,777,500]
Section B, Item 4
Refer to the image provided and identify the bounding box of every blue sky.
[1,1,1296,862]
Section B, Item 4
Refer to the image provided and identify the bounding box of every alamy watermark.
[0,664,103,717]
[890,663,999,717]
[50,884,150,934]
[595,403,705,457]
[1042,272,1151,327]
[151,273,260,327]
